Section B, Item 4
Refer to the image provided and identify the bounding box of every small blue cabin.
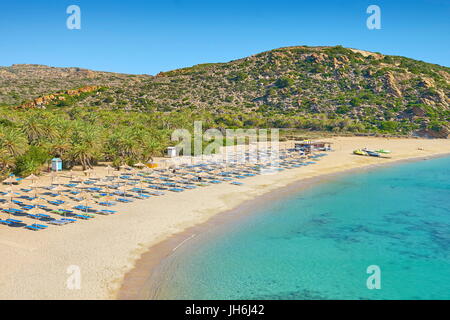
[51,158,63,171]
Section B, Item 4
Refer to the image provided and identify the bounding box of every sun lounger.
[26,224,48,231]
[100,210,117,215]
[117,198,134,203]
[134,194,151,199]
[98,201,116,206]
[48,220,70,226]
[6,219,23,225]
[25,225,42,231]
[73,214,92,220]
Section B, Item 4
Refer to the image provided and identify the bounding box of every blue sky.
[0,0,449,74]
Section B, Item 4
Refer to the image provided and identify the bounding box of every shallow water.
[153,156,450,300]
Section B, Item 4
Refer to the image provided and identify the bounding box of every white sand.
[0,136,449,300]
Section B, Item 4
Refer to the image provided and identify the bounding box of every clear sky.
[0,0,449,74]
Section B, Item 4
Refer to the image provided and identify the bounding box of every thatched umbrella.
[0,201,14,219]
[134,162,146,169]
[3,176,17,185]
[51,185,66,196]
[105,165,114,176]
[3,189,15,203]
[27,182,42,198]
[78,192,94,214]
[84,168,93,177]
[25,174,38,183]
[120,164,133,173]
[27,206,46,217]
[29,197,48,209]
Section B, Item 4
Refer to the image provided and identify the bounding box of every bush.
[14,146,50,176]
[275,77,294,88]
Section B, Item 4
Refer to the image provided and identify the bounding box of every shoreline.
[1,136,450,300]
[118,151,450,300]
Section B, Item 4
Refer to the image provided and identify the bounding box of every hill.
[0,45,449,177]
[1,46,449,137]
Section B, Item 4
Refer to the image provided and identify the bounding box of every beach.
[1,136,450,300]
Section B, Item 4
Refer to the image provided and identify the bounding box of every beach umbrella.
[101,194,116,202]
[3,176,17,185]
[84,168,93,177]
[0,201,13,219]
[51,185,66,196]
[58,202,77,218]
[105,165,115,176]
[134,162,146,169]
[50,172,61,184]
[119,164,130,171]
[27,182,42,197]
[29,197,48,208]
[25,174,38,183]
[27,206,46,216]
[3,189,15,202]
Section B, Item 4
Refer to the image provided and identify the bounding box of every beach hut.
[51,158,63,172]
[166,147,177,158]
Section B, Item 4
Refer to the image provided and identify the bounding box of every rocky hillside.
[0,64,149,106]
[1,46,449,137]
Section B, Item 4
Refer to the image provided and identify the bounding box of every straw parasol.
[119,164,131,171]
[3,189,15,202]
[3,176,17,185]
[25,174,38,183]
[134,162,146,169]
[105,165,114,176]
[27,206,46,216]
[84,168,93,177]
[29,197,48,207]
[51,185,66,195]
[0,201,13,219]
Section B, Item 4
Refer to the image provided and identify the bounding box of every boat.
[353,149,367,156]
[365,150,380,157]
[376,149,391,154]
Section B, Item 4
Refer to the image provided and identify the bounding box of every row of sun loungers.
[1,151,328,231]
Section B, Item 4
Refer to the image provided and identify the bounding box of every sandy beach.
[1,136,450,300]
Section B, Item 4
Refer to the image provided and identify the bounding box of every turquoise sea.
[153,156,450,300]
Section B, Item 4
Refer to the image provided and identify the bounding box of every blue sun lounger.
[73,214,92,220]
[25,224,48,231]
[6,219,23,225]
[117,198,134,203]
[100,209,117,215]
[74,205,92,211]
[98,201,116,206]
[134,194,151,199]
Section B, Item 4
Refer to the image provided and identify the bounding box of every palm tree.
[0,127,28,158]
[68,122,102,170]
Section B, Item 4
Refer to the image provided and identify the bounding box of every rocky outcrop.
[17,86,102,109]
[384,72,402,97]
[415,126,450,139]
